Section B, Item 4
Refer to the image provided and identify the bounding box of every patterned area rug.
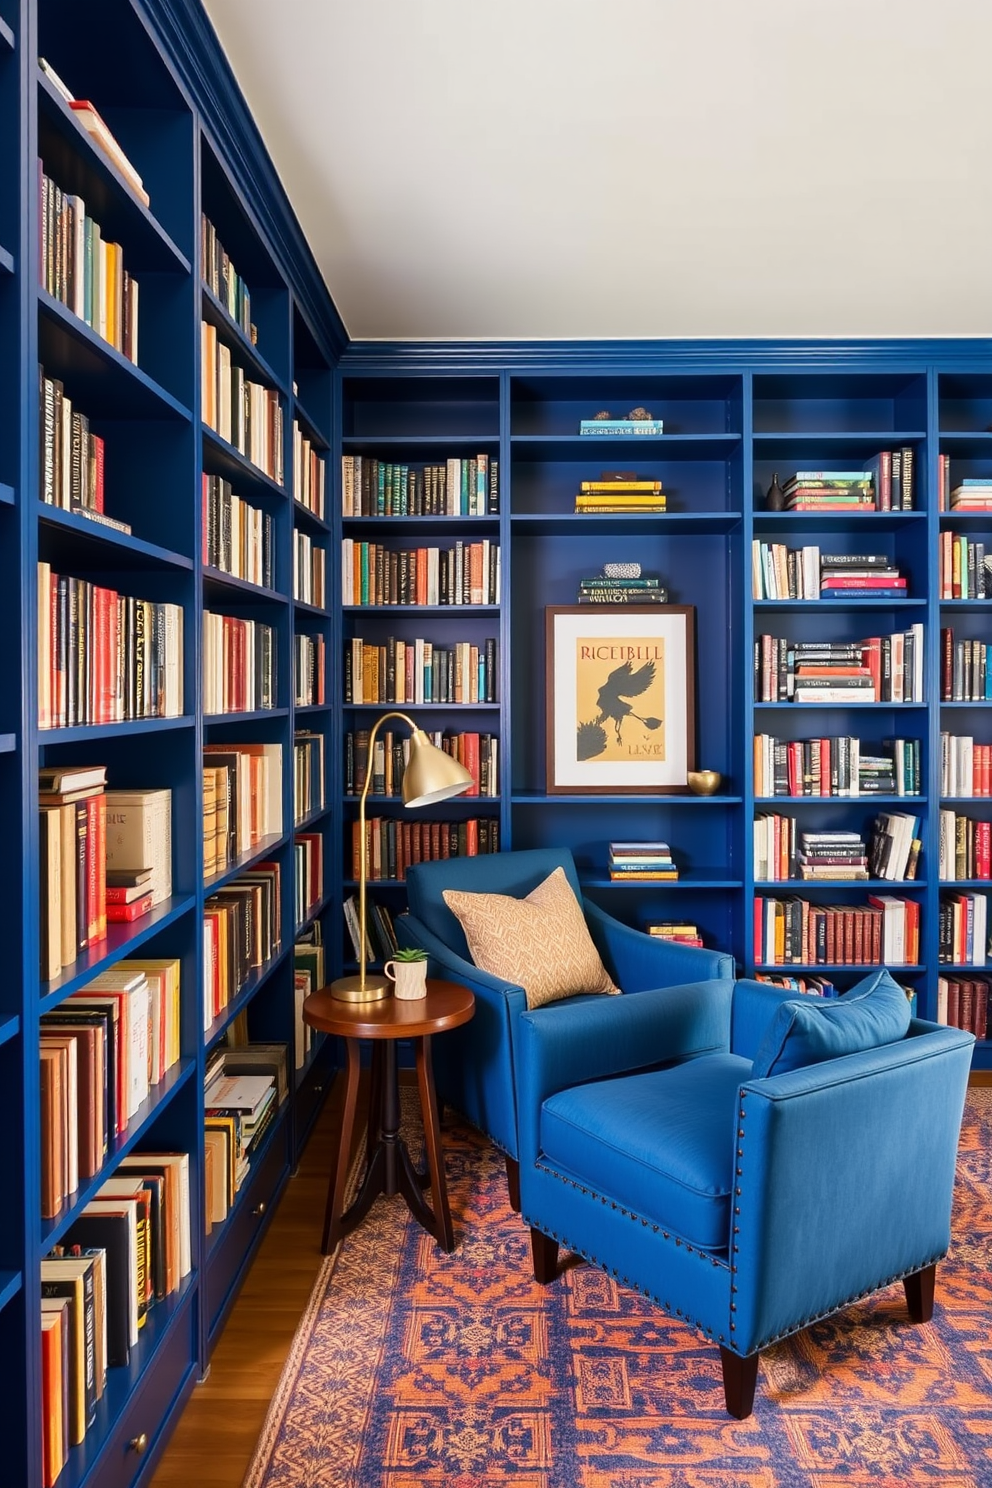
[243,1088,992,1488]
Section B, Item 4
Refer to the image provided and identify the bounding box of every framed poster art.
[545,606,696,794]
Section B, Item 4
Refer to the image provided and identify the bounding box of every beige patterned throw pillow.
[443,866,620,1010]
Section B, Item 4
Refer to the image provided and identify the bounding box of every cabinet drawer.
[96,1300,197,1488]
[205,1116,289,1345]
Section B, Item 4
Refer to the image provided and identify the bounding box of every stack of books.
[578,418,664,437]
[645,921,703,946]
[754,819,869,882]
[820,554,907,599]
[577,571,668,605]
[783,471,876,512]
[790,645,877,703]
[949,478,992,511]
[574,477,665,514]
[608,841,678,880]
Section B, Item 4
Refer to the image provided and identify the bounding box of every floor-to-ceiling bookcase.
[333,348,992,1070]
[2,2,341,1484]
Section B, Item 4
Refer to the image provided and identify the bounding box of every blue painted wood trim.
[339,338,992,374]
[136,0,348,362]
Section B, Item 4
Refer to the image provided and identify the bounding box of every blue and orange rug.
[243,1088,992,1487]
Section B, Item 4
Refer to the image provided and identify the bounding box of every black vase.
[765,472,785,511]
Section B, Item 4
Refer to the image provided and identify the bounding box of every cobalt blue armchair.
[516,968,975,1416]
[396,847,734,1209]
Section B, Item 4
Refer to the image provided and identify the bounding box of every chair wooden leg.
[505,1155,521,1213]
[720,1347,759,1419]
[531,1228,559,1284]
[904,1263,936,1323]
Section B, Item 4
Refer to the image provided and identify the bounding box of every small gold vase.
[687,770,722,796]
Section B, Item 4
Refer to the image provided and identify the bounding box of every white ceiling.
[201,0,992,343]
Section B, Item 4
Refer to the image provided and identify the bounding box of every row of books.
[754,894,921,966]
[936,975,990,1037]
[202,473,274,589]
[344,636,498,706]
[294,730,326,824]
[779,457,914,510]
[576,572,668,605]
[341,454,499,518]
[202,743,283,879]
[940,630,992,701]
[38,566,184,728]
[40,959,182,1217]
[39,165,139,364]
[41,1151,191,1485]
[578,419,665,437]
[938,891,989,966]
[754,626,925,703]
[295,832,324,927]
[294,632,326,707]
[202,611,276,715]
[201,214,253,339]
[39,369,113,526]
[293,421,327,519]
[608,841,678,880]
[341,538,501,607]
[753,734,921,798]
[205,1058,282,1226]
[753,814,921,884]
[351,816,500,883]
[200,321,284,484]
[345,728,498,799]
[293,528,327,609]
[203,863,282,1029]
[575,478,666,513]
[938,811,992,881]
[40,770,171,976]
[645,921,704,947]
[751,546,907,602]
[941,734,992,797]
[342,894,398,964]
[293,930,325,1067]
[938,532,992,599]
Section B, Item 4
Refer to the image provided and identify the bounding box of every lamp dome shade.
[402,730,474,806]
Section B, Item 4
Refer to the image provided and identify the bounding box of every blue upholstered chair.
[396,847,734,1209]
[516,967,975,1416]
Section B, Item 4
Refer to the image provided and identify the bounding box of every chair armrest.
[730,977,806,1062]
[730,1023,975,1356]
[516,978,735,1166]
[396,911,528,1016]
[583,898,735,991]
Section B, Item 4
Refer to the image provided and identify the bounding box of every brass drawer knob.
[252,1201,267,1217]
[128,1433,148,1456]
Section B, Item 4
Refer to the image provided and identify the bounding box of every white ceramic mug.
[384,958,428,1000]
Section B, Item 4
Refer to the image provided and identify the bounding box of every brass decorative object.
[687,769,723,796]
[331,712,472,1002]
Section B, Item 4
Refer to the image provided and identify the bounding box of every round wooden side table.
[303,978,475,1254]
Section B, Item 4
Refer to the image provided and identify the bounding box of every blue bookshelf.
[2,2,344,1484]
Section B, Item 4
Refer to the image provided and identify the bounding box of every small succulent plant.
[393,946,427,962]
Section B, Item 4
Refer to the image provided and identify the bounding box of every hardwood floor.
[149,1071,355,1488]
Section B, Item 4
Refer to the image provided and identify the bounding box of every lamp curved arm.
[356,711,419,987]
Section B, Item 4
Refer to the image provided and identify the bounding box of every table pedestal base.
[322,1033,454,1255]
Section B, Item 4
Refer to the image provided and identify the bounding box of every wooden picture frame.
[545,605,696,794]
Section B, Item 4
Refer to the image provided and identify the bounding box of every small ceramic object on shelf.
[765,472,785,511]
[384,949,429,1000]
[687,770,723,796]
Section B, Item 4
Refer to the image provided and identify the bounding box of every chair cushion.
[751,967,912,1079]
[540,1053,752,1249]
[442,866,619,1010]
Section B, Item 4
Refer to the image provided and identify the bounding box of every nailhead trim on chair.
[731,1088,949,1351]
[527,1163,731,1342]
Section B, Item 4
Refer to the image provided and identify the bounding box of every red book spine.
[106,892,153,923]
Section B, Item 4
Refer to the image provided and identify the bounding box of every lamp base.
[330,974,391,1004]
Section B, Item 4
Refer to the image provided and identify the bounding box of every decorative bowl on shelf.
[686,770,723,796]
